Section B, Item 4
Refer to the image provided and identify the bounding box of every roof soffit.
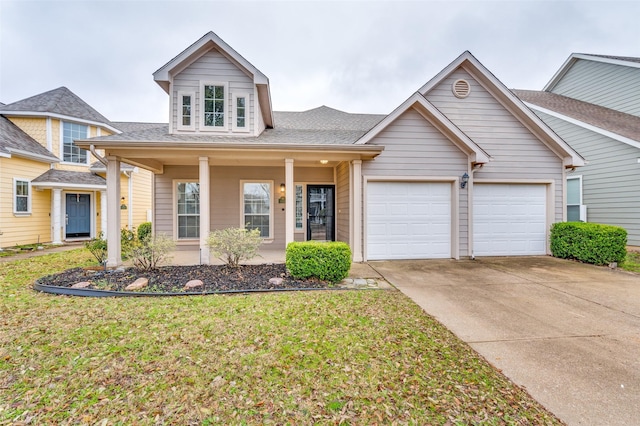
[419,51,584,167]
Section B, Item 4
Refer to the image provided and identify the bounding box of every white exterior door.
[473,184,547,256]
[367,182,451,260]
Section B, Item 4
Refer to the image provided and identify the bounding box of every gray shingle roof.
[0,115,59,161]
[513,89,640,142]
[111,121,168,133]
[32,169,106,186]
[0,87,112,125]
[88,106,385,145]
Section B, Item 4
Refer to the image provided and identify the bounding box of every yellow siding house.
[0,87,153,249]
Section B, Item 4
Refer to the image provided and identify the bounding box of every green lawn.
[0,250,561,425]
[622,251,640,273]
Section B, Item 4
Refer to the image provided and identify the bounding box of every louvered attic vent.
[452,79,471,98]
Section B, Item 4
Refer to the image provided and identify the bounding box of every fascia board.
[31,182,106,190]
[524,102,640,151]
[8,148,59,163]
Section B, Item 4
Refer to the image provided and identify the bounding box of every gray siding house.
[515,54,640,246]
[79,32,583,267]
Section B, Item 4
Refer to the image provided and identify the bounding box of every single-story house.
[514,53,640,246]
[78,31,584,267]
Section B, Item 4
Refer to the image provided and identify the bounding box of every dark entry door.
[307,185,335,241]
[66,193,91,238]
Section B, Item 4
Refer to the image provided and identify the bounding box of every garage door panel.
[367,182,451,260]
[474,184,546,256]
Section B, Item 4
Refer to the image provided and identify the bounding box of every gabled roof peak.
[544,53,640,91]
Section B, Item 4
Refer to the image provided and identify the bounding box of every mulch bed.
[37,264,331,293]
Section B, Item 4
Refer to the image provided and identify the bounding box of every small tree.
[206,228,262,267]
[137,222,152,242]
[131,234,175,271]
[85,234,107,264]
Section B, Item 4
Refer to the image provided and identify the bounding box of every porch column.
[199,157,210,265]
[52,188,63,245]
[351,160,363,262]
[106,156,121,267]
[100,190,107,239]
[285,159,294,245]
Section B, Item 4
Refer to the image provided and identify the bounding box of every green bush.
[121,228,137,260]
[85,234,107,264]
[206,228,262,267]
[131,233,175,271]
[286,241,352,283]
[137,222,152,242]
[550,222,627,265]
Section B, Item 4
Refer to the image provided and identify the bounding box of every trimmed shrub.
[286,241,352,283]
[550,222,627,265]
[137,222,152,242]
[121,228,137,260]
[131,233,175,271]
[206,228,262,267]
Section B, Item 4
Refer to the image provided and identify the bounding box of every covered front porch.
[93,143,383,267]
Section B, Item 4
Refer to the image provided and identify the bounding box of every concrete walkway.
[371,256,640,425]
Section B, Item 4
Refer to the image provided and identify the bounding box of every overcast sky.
[1,0,638,123]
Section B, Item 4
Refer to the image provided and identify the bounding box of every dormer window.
[233,93,250,132]
[177,91,194,130]
[202,83,227,130]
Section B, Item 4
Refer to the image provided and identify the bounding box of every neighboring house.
[0,87,153,248]
[514,54,640,246]
[79,31,583,267]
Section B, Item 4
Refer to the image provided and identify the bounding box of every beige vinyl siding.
[551,59,640,117]
[172,49,255,133]
[362,107,469,254]
[155,165,333,248]
[0,157,52,248]
[535,110,640,245]
[335,161,350,244]
[425,68,564,222]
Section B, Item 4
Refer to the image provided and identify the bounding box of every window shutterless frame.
[232,93,250,132]
[61,122,89,165]
[200,82,228,131]
[241,180,273,239]
[177,91,195,131]
[13,178,31,215]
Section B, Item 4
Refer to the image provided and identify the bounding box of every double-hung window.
[567,176,586,222]
[176,182,200,239]
[62,122,89,164]
[14,178,31,214]
[203,83,226,129]
[233,93,249,132]
[242,181,272,238]
[177,91,195,130]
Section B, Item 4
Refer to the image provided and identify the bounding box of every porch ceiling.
[89,143,384,173]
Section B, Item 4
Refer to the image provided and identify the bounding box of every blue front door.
[66,193,91,238]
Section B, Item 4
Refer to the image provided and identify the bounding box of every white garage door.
[473,184,547,256]
[367,182,451,260]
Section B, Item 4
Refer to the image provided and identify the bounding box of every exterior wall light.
[279,183,286,203]
[460,172,469,189]
[320,160,329,164]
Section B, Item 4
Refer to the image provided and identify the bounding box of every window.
[202,83,226,129]
[567,176,586,222]
[62,122,88,164]
[243,182,272,238]
[176,182,200,239]
[295,184,303,231]
[177,92,194,130]
[14,178,30,214]
[233,93,249,132]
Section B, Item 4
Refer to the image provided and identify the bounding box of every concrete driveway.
[371,256,640,426]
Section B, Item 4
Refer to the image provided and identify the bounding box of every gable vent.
[452,79,471,98]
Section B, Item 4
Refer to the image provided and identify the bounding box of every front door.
[66,193,91,238]
[307,185,335,241]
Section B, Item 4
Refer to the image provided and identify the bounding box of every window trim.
[232,92,250,132]
[13,178,31,215]
[240,180,274,239]
[174,180,200,241]
[177,91,195,131]
[60,121,90,165]
[200,81,228,132]
[295,184,304,233]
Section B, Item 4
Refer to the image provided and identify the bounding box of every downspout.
[467,162,484,260]
[90,145,108,166]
